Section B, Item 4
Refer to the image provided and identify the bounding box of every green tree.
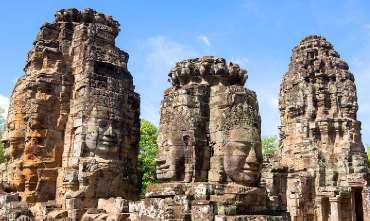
[262,136,278,156]
[367,145,370,162]
[138,119,158,197]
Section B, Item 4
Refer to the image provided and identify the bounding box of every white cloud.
[144,36,196,70]
[230,57,249,68]
[348,50,370,144]
[0,94,9,118]
[135,36,198,125]
[197,35,211,47]
[268,97,279,109]
[241,0,265,19]
[258,94,280,138]
[13,78,19,84]
[141,105,160,127]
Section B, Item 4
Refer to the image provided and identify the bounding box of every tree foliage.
[262,136,278,156]
[138,119,158,197]
[367,145,370,162]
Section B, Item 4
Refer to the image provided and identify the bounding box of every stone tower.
[279,35,370,221]
[130,56,289,220]
[0,8,140,220]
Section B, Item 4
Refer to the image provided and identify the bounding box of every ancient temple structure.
[278,35,370,221]
[130,56,289,220]
[0,8,140,220]
[1,7,370,221]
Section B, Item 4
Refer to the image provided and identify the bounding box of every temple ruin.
[0,8,140,220]
[0,8,369,221]
[278,35,370,221]
[129,56,289,220]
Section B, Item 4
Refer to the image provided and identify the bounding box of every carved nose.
[103,125,114,137]
[246,147,257,163]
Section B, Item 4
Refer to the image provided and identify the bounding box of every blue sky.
[0,1,369,144]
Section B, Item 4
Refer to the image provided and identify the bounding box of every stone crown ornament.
[169,56,248,87]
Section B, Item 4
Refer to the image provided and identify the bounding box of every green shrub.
[262,136,278,156]
[138,119,158,197]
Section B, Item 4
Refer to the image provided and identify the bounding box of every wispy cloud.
[363,24,370,37]
[135,36,198,125]
[258,93,280,138]
[144,36,196,70]
[0,94,9,118]
[268,97,279,109]
[229,57,249,68]
[241,0,265,19]
[197,35,211,47]
[348,48,370,144]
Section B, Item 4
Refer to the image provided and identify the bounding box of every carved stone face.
[2,116,25,160]
[85,112,122,157]
[224,128,262,186]
[9,163,25,192]
[156,130,185,181]
[62,169,79,190]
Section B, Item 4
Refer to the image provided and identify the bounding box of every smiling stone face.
[155,83,210,183]
[155,57,261,186]
[60,67,140,208]
[2,116,25,161]
[156,129,185,181]
[0,66,71,202]
[223,128,262,186]
[156,146,185,181]
[1,80,27,164]
[85,111,122,158]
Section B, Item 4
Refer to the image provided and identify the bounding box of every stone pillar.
[315,197,324,221]
[329,196,341,221]
[351,192,356,221]
[362,189,370,221]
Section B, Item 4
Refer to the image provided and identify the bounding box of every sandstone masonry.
[0,8,140,220]
[129,56,289,221]
[278,35,370,221]
[0,8,369,221]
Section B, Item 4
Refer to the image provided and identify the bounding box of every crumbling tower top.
[54,8,120,34]
[169,56,248,87]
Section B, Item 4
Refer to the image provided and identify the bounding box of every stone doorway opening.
[354,187,364,221]
[322,197,330,221]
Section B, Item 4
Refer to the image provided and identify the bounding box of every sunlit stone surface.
[0,8,140,221]
[278,35,370,221]
[130,56,289,221]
